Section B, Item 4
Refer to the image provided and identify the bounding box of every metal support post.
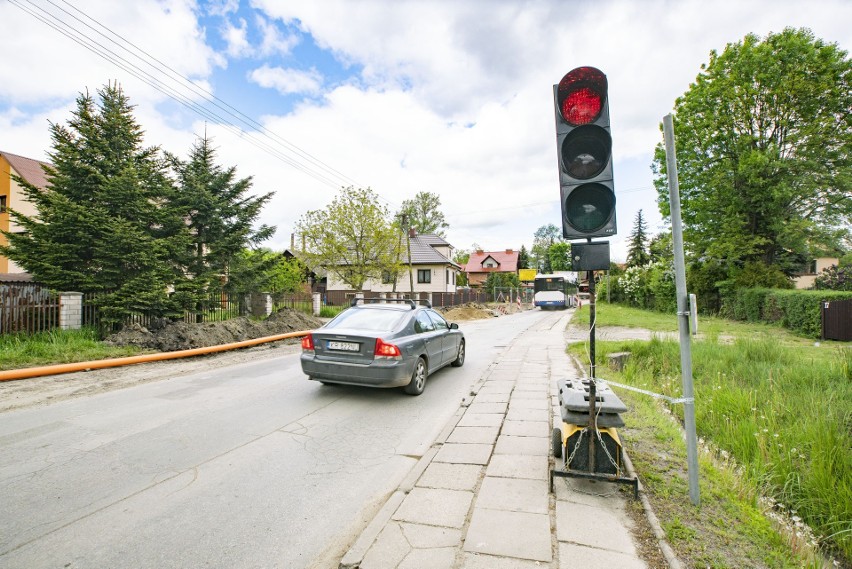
[663,114,700,506]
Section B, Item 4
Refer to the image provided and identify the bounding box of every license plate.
[327,340,359,352]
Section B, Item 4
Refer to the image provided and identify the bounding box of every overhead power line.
[8,0,363,191]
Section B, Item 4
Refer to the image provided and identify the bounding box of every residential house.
[463,249,519,287]
[1,150,48,274]
[793,257,840,289]
[324,230,461,303]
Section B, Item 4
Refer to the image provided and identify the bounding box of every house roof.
[406,233,459,268]
[464,249,519,273]
[1,150,51,190]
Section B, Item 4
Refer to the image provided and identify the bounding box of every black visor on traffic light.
[561,125,611,180]
[563,183,615,233]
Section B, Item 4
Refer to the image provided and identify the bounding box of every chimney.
[291,233,295,250]
[505,249,513,254]
[409,228,417,238]
[476,249,484,254]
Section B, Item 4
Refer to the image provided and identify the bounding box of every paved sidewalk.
[339,310,650,569]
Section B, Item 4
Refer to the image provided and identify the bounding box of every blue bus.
[533,274,576,309]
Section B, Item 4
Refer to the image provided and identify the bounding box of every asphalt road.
[0,308,557,569]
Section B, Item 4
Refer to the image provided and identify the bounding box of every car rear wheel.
[404,357,427,396]
[451,339,465,367]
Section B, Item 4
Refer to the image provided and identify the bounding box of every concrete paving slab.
[558,542,648,569]
[399,522,463,548]
[553,476,628,507]
[472,392,510,404]
[556,500,638,555]
[477,381,515,393]
[464,508,552,562]
[434,442,493,465]
[485,455,549,480]
[505,407,550,422]
[508,398,550,411]
[457,412,504,428]
[360,522,409,569]
[500,420,549,438]
[460,553,548,568]
[417,463,483,491]
[466,402,509,415]
[446,426,500,445]
[493,435,549,456]
[475,476,549,514]
[392,487,473,528]
[398,547,457,569]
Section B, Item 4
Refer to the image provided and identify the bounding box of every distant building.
[324,230,461,303]
[463,249,519,287]
[1,150,49,274]
[793,257,839,289]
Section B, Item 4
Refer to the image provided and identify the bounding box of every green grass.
[569,303,852,564]
[0,327,147,370]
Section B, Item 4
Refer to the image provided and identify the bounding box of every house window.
[417,269,431,284]
[0,195,6,213]
[446,270,449,284]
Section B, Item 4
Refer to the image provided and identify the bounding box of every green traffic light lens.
[564,183,615,233]
[561,125,611,179]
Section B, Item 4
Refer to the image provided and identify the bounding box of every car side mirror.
[449,322,459,329]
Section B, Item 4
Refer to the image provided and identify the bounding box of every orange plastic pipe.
[0,330,311,382]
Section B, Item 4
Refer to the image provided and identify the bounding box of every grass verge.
[0,327,146,371]
[568,303,851,566]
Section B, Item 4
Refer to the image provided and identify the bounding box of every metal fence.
[1,281,532,336]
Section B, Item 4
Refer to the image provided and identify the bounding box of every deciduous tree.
[652,28,851,280]
[296,186,399,290]
[398,191,449,237]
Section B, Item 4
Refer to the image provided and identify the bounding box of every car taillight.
[375,338,401,359]
[301,334,314,351]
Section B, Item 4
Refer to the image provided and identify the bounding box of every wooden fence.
[822,298,852,341]
[0,282,59,334]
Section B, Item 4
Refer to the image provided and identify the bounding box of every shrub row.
[720,288,852,337]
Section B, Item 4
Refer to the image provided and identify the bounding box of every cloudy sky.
[2,0,850,262]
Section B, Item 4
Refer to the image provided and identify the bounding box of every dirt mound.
[104,308,324,352]
[440,302,530,321]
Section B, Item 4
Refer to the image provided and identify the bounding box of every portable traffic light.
[554,67,617,240]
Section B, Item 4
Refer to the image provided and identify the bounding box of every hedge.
[721,288,852,338]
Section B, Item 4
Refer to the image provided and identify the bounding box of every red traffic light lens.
[558,67,607,126]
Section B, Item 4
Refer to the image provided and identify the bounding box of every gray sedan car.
[300,299,465,395]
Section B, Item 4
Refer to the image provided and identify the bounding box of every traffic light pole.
[587,267,597,475]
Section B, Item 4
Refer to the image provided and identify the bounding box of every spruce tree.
[626,209,650,267]
[167,135,274,300]
[1,83,189,324]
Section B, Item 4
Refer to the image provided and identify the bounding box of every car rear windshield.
[326,307,407,332]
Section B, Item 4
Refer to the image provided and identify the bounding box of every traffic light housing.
[554,67,617,240]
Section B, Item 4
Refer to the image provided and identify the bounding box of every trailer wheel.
[552,427,563,459]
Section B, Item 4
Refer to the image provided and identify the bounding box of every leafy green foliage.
[484,270,520,289]
[397,191,449,237]
[296,186,400,290]
[652,28,852,283]
[814,265,852,291]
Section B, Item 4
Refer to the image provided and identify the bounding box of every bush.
[722,288,852,337]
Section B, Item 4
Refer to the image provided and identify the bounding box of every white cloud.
[221,17,252,58]
[3,0,852,265]
[249,65,322,95]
